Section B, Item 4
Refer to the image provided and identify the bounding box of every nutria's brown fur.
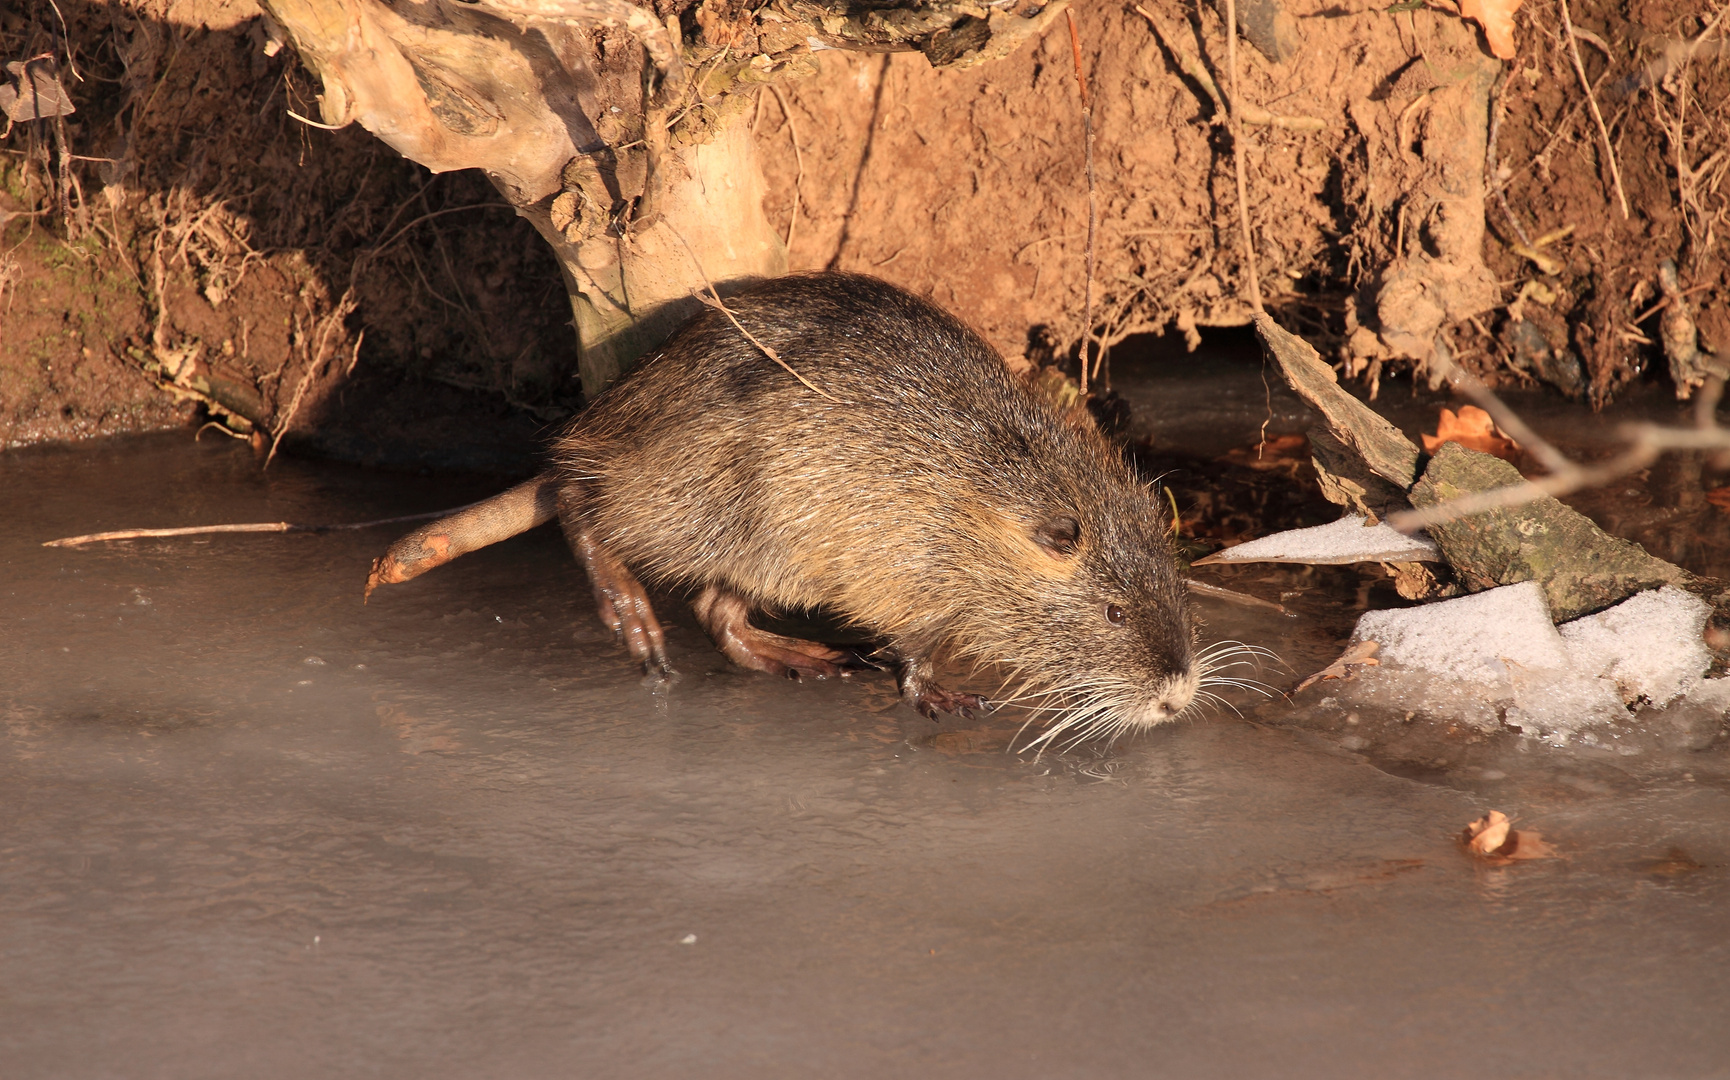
[371,272,1201,736]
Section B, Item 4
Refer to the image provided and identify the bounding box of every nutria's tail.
[365,473,560,600]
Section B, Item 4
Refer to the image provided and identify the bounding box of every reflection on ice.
[2,430,1727,1080]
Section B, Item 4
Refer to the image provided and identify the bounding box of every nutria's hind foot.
[692,585,854,681]
[897,660,992,720]
[570,526,671,675]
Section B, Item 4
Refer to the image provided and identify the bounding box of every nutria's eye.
[1035,516,1081,556]
[1105,603,1126,626]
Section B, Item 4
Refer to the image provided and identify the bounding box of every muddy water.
[4,365,1729,1078]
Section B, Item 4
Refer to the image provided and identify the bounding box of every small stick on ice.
[44,503,491,548]
[1185,579,1294,616]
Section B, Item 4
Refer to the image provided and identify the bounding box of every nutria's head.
[937,444,1209,749]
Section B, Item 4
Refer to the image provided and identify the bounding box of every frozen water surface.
[4,424,1729,1078]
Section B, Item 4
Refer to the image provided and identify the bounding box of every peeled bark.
[259,0,786,396]
[257,0,1062,396]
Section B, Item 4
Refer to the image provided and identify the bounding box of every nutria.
[368,272,1206,742]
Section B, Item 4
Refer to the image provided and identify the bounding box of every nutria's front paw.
[910,686,992,721]
[896,659,991,720]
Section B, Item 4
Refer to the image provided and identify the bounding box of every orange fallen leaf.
[1295,639,1380,692]
[1706,486,1730,511]
[1461,810,1557,862]
[1458,0,1524,60]
[1422,405,1520,461]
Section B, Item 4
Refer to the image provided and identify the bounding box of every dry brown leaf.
[1461,810,1557,862]
[1705,486,1730,511]
[1422,405,1520,461]
[1463,810,1512,854]
[1457,0,1525,60]
[1294,639,1380,692]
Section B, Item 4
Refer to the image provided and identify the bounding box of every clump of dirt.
[3,0,1724,467]
[1465,0,1730,405]
[755,0,1726,403]
[1,0,578,463]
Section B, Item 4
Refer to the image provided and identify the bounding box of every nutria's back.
[554,272,1198,732]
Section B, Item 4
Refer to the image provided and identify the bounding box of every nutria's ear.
[1034,516,1081,556]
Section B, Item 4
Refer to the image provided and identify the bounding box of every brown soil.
[2,0,1725,462]
[1474,0,1729,404]
[2,0,578,463]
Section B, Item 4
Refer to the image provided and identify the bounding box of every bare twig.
[44,503,493,548]
[285,108,350,131]
[1698,375,1730,470]
[344,326,367,377]
[1224,0,1264,314]
[1387,347,1730,531]
[1559,0,1630,219]
[1428,350,1573,474]
[1066,11,1100,393]
[1486,67,1534,247]
[1386,428,1698,532]
[669,226,833,399]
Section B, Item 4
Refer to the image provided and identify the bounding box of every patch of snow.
[1558,587,1711,706]
[1683,676,1730,716]
[1353,581,1567,684]
[1341,583,1720,741]
[1198,515,1441,566]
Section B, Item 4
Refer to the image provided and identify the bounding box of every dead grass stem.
[1559,0,1630,219]
[1224,0,1264,315]
[1064,10,1099,393]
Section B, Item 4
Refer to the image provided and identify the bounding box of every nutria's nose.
[1145,672,1199,724]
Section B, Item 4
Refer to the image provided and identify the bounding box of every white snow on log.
[1195,515,1441,566]
[1354,582,1567,683]
[1338,583,1727,742]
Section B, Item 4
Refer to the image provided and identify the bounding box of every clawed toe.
[916,687,991,720]
[897,659,990,720]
